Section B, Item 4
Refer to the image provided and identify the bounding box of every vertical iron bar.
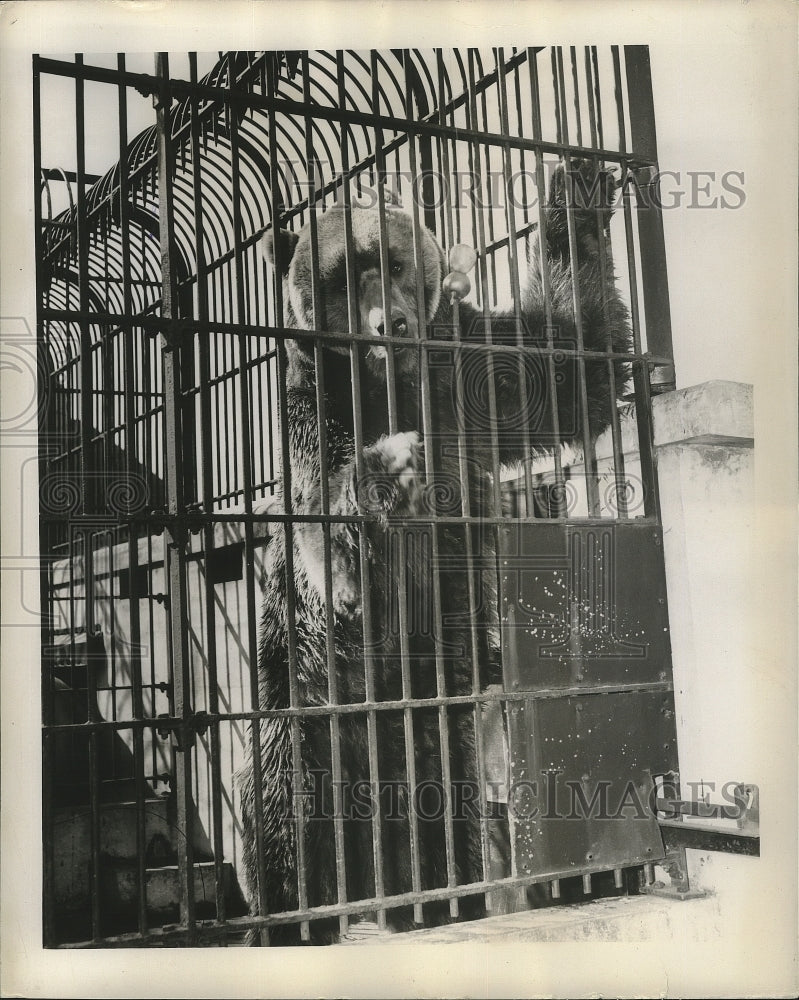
[435,49,493,908]
[511,59,530,234]
[267,51,310,941]
[570,47,583,148]
[584,48,598,150]
[372,50,423,926]
[191,51,228,931]
[591,48,605,150]
[623,46,674,366]
[298,54,352,931]
[554,48,601,517]
[154,52,196,941]
[612,47,659,521]
[426,47,465,920]
[527,48,566,507]
[495,49,534,513]
[495,48,537,910]
[83,538,102,941]
[402,52,440,925]
[466,51,502,512]
[117,53,149,936]
[594,168,628,520]
[581,50,628,517]
[33,55,57,948]
[73,55,103,942]
[336,48,387,930]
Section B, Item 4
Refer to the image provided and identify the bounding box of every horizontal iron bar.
[659,819,760,857]
[56,857,654,949]
[40,512,662,528]
[41,167,102,185]
[42,680,674,733]
[655,797,745,822]
[34,55,657,170]
[40,309,669,366]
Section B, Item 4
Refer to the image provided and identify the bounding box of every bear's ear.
[260,227,300,275]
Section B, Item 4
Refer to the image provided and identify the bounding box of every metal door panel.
[499,522,679,878]
[506,691,678,877]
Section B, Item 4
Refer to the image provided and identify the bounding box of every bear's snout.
[367,306,408,338]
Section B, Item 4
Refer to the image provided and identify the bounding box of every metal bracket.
[639,777,760,898]
[656,781,760,858]
[646,354,676,395]
[640,844,707,900]
[156,709,211,752]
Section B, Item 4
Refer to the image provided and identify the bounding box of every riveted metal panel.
[499,522,673,693]
[506,690,678,877]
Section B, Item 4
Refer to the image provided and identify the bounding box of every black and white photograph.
[1,1,796,997]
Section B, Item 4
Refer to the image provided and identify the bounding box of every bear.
[235,158,631,944]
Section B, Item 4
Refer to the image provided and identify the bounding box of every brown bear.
[236,160,631,944]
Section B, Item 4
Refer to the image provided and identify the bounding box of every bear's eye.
[390,261,402,276]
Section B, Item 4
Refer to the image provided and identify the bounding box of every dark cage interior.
[35,47,679,947]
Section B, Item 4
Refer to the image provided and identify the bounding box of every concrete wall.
[652,381,760,910]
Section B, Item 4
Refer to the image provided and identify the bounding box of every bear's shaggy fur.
[236,161,631,943]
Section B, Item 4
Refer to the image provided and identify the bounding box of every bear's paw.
[358,430,425,517]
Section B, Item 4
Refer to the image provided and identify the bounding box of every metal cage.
[35,46,680,947]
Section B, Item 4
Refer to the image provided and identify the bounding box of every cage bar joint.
[156,708,211,752]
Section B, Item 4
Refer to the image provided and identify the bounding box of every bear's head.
[262,198,445,373]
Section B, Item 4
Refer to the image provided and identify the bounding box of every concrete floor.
[339,892,723,945]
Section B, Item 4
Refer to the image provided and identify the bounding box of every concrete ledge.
[519,379,754,477]
[344,894,723,945]
[652,380,753,449]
